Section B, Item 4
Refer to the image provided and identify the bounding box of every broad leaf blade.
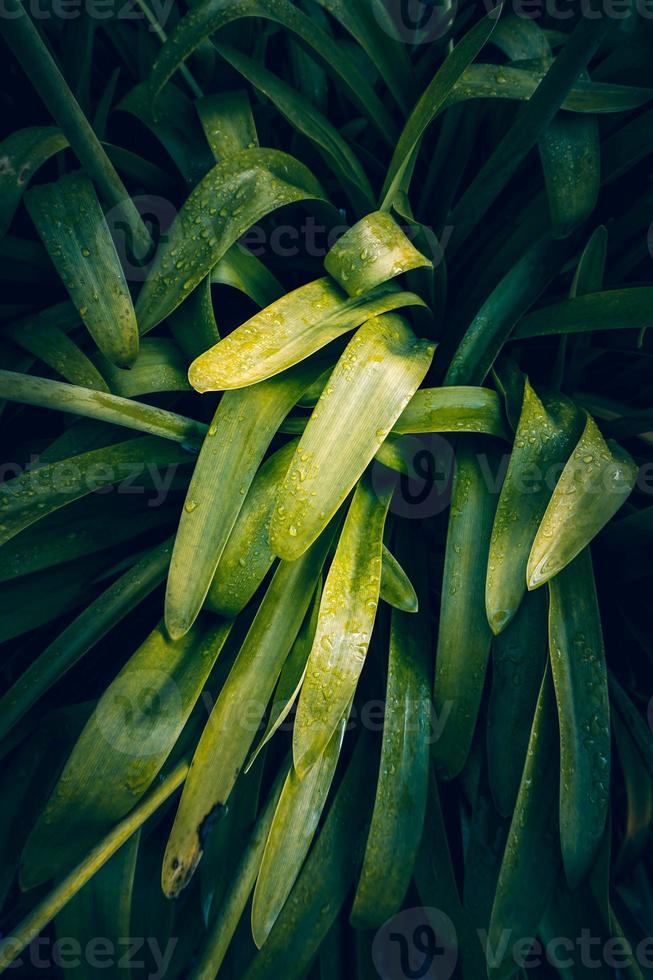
[527,414,638,588]
[293,475,392,775]
[25,172,139,368]
[270,315,434,561]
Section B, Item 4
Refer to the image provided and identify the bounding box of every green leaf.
[0,436,190,548]
[449,11,612,251]
[94,339,190,397]
[196,89,259,161]
[1,318,109,392]
[380,6,502,207]
[514,286,653,338]
[311,0,412,112]
[444,236,568,386]
[433,440,498,780]
[165,361,323,639]
[245,578,322,771]
[135,148,328,333]
[0,538,173,744]
[488,665,561,980]
[539,110,600,239]
[148,0,397,147]
[548,548,610,889]
[0,762,188,972]
[21,619,231,888]
[118,81,214,184]
[206,440,298,618]
[0,126,68,238]
[293,475,392,775]
[54,833,140,980]
[270,315,434,561]
[486,380,581,634]
[379,543,418,613]
[25,172,140,368]
[240,735,377,980]
[0,370,207,446]
[162,525,335,898]
[214,43,375,213]
[211,242,284,308]
[323,212,432,298]
[0,0,150,254]
[252,716,346,947]
[446,65,653,114]
[192,764,289,979]
[350,535,430,928]
[527,414,638,588]
[393,386,510,440]
[188,277,426,391]
[487,588,549,818]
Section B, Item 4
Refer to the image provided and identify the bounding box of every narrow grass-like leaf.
[0,437,189,547]
[240,735,376,980]
[548,548,611,889]
[0,126,68,237]
[527,414,637,588]
[246,579,322,771]
[447,65,653,113]
[486,381,581,634]
[189,277,425,391]
[379,543,418,613]
[324,212,432,298]
[487,589,548,818]
[293,475,392,775]
[1,319,109,391]
[444,236,568,386]
[25,173,139,368]
[270,315,434,561]
[449,12,612,251]
[214,43,375,212]
[488,665,561,980]
[0,551,117,643]
[380,6,501,207]
[191,764,289,980]
[206,440,298,617]
[393,386,509,440]
[0,762,188,973]
[148,0,397,146]
[0,370,207,446]
[0,0,149,253]
[162,526,335,898]
[539,110,600,239]
[165,361,322,639]
[136,148,327,332]
[514,287,653,338]
[350,538,430,927]
[54,833,140,980]
[0,538,173,743]
[252,716,346,947]
[196,90,258,161]
[433,441,499,780]
[118,81,214,184]
[311,0,412,112]
[21,619,231,888]
[609,674,653,778]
